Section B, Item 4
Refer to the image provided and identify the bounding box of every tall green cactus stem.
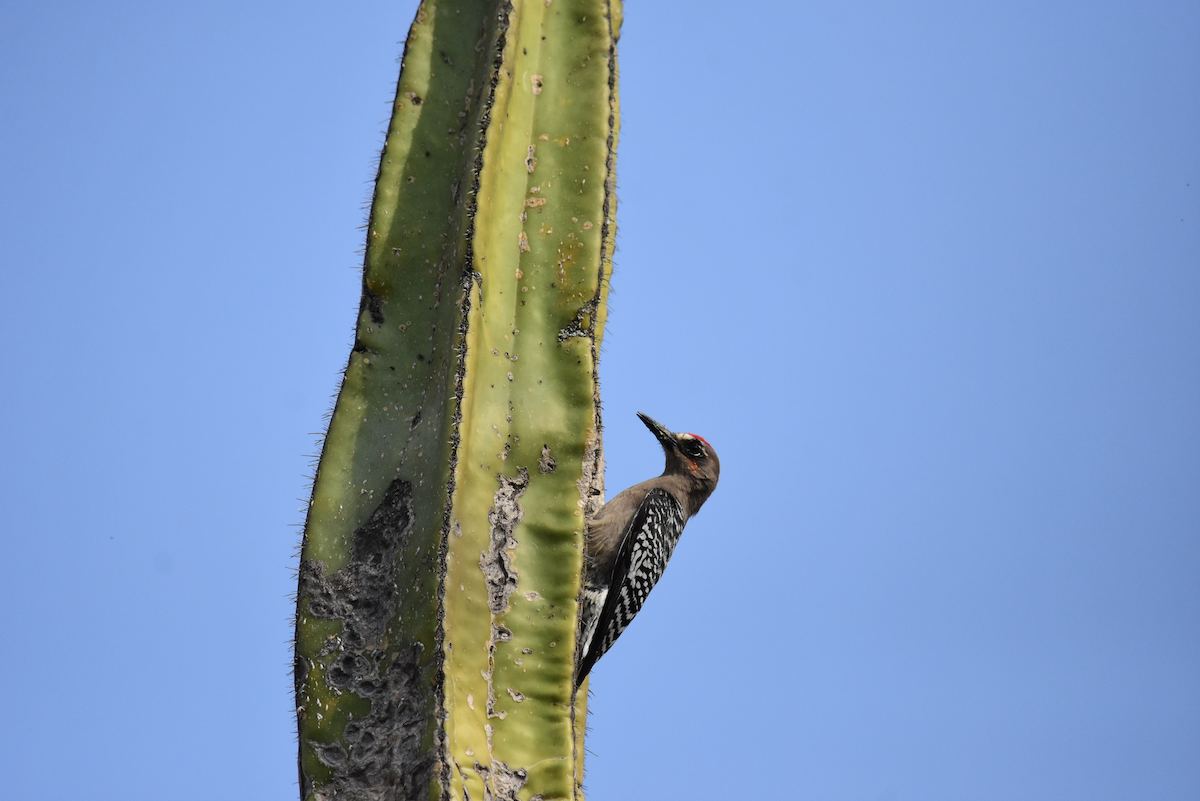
[295,2,621,799]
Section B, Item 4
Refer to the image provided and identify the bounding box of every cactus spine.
[294,1,621,799]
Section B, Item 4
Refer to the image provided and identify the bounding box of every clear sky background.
[2,1,1197,799]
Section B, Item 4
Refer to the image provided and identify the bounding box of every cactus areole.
[294,1,622,799]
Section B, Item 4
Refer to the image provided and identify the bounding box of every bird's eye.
[680,439,706,459]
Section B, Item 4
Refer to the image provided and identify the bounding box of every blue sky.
[1,1,1197,799]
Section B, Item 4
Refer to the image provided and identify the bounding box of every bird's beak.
[636,412,677,450]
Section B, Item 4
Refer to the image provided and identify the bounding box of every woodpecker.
[576,412,720,686]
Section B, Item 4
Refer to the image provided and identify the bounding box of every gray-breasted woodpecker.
[575,412,720,686]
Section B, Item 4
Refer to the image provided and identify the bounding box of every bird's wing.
[576,488,687,684]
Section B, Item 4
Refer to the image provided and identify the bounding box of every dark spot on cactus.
[417,353,425,361]
[351,726,376,750]
[361,284,385,325]
[410,409,421,430]
[297,480,437,798]
[327,652,371,690]
[539,445,556,474]
[310,740,348,770]
[476,760,529,800]
[479,468,529,614]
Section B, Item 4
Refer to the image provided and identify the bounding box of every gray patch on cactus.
[538,444,556,473]
[305,643,432,801]
[298,479,437,801]
[577,429,606,522]
[556,299,598,341]
[479,467,528,614]
[475,759,528,801]
[299,478,413,646]
[310,740,348,770]
[480,468,525,725]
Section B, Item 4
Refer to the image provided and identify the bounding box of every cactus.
[294,1,621,799]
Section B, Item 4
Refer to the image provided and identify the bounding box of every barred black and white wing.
[576,488,688,684]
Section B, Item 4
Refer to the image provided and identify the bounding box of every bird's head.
[637,412,721,495]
